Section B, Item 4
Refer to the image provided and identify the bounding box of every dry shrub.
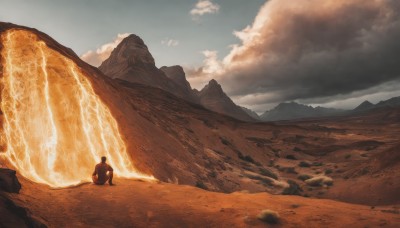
[257,209,280,224]
[305,176,333,187]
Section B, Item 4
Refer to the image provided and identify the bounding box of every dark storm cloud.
[188,0,400,111]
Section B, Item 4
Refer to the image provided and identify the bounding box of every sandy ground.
[3,177,399,228]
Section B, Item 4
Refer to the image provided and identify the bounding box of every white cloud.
[190,0,220,18]
[161,38,179,47]
[201,50,223,74]
[185,50,224,89]
[80,33,130,66]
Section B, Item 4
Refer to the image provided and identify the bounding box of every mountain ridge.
[197,79,255,121]
[99,34,254,121]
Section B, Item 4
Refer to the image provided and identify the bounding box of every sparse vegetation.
[305,176,333,187]
[359,167,369,175]
[238,153,256,164]
[365,146,377,151]
[245,137,271,147]
[257,209,280,224]
[195,181,208,190]
[285,154,297,160]
[299,161,311,167]
[279,167,297,174]
[268,159,275,167]
[282,180,302,195]
[312,162,323,166]
[345,154,352,159]
[298,174,312,181]
[220,137,230,146]
[293,147,302,152]
[271,148,281,157]
[325,169,333,175]
[245,174,273,186]
[381,209,400,214]
[208,171,217,178]
[201,118,215,128]
[259,168,278,180]
[287,167,297,174]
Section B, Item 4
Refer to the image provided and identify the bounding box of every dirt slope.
[2,177,398,228]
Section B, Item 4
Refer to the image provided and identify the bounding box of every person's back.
[92,156,113,185]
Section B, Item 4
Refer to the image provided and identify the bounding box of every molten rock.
[0,168,21,193]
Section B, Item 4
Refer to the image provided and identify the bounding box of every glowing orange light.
[0,30,154,187]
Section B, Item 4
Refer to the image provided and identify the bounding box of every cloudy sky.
[1,0,399,113]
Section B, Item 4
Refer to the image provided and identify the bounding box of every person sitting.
[92,156,114,185]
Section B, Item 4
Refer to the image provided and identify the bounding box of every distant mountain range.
[353,100,375,112]
[354,97,400,112]
[260,102,344,121]
[259,96,400,121]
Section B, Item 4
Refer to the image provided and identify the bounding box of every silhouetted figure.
[92,156,114,185]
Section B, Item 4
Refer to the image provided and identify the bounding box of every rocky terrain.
[0,22,399,227]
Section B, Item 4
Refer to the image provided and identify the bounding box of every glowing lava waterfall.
[0,29,153,187]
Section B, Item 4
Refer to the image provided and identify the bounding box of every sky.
[1,0,399,113]
[0,0,264,67]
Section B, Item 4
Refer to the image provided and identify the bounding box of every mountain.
[375,96,400,108]
[99,34,196,103]
[240,106,260,120]
[261,102,343,121]
[197,79,255,121]
[160,65,191,91]
[354,100,374,112]
[160,65,198,102]
[353,96,400,112]
[99,35,254,121]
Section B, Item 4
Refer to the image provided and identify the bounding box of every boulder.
[0,168,22,193]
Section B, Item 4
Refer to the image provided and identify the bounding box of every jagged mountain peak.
[122,34,146,46]
[160,65,186,83]
[200,79,224,95]
[197,79,254,121]
[354,100,374,111]
[102,33,155,67]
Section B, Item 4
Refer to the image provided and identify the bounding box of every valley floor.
[3,177,400,228]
